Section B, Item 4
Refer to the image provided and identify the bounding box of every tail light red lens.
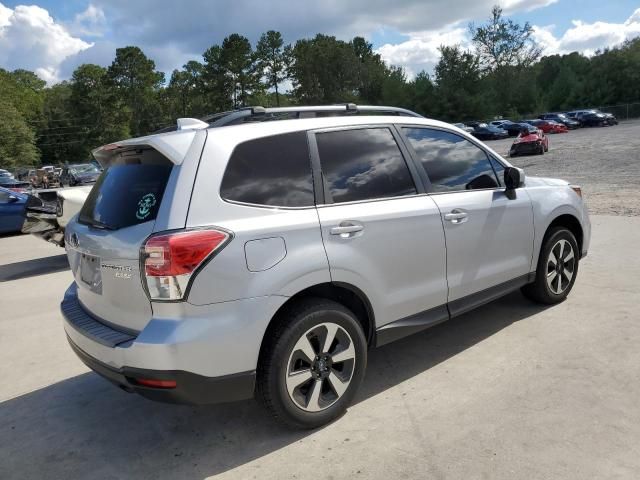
[142,228,231,301]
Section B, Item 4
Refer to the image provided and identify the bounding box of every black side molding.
[448,273,534,318]
[375,273,535,347]
[376,305,449,347]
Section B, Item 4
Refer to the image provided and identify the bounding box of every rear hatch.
[66,143,179,332]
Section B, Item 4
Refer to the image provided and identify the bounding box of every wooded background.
[1,6,639,169]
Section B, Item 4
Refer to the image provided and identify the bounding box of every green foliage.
[0,101,39,168]
[107,46,165,136]
[470,5,542,71]
[290,34,360,103]
[2,15,640,170]
[256,30,291,106]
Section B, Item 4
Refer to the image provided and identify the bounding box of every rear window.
[79,159,172,230]
[220,131,314,207]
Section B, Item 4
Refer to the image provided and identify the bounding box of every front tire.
[522,227,579,304]
[256,298,367,429]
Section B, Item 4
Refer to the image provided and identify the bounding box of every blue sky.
[1,0,639,83]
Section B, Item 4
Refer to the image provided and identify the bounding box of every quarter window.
[316,127,417,203]
[220,131,314,207]
[403,127,499,192]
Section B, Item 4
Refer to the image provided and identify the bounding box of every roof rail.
[206,104,422,127]
[152,105,423,134]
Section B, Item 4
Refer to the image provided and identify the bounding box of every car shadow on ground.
[0,291,549,479]
[0,254,69,282]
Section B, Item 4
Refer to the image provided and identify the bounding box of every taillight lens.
[142,229,230,301]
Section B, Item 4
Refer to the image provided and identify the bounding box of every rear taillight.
[142,228,231,301]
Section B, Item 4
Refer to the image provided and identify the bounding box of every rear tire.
[522,227,579,304]
[256,298,367,429]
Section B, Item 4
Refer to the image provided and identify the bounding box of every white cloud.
[70,4,107,37]
[0,3,92,83]
[374,0,556,78]
[533,8,640,56]
[376,26,470,78]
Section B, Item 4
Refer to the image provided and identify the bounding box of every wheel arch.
[259,282,376,361]
[545,213,583,253]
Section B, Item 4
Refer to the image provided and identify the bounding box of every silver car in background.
[61,105,590,428]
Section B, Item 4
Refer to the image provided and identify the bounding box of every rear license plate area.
[80,253,102,294]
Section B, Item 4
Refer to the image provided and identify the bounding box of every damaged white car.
[22,186,92,246]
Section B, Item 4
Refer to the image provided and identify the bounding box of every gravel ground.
[489,120,640,216]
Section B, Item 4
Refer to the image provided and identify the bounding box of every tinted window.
[79,162,172,230]
[403,127,499,192]
[220,131,314,207]
[316,128,416,203]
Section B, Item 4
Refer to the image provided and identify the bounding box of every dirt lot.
[490,120,640,216]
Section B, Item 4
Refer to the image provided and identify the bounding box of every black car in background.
[465,121,509,140]
[60,163,101,187]
[538,113,580,129]
[495,120,532,137]
[566,109,618,126]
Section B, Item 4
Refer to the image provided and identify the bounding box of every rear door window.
[315,127,417,203]
[220,131,314,207]
[402,127,499,192]
[79,160,172,230]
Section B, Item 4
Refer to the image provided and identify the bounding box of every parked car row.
[456,108,618,140]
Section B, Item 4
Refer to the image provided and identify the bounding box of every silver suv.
[61,105,590,428]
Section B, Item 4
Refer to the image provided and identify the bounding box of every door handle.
[330,222,364,237]
[444,210,468,224]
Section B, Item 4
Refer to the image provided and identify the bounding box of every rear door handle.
[444,210,468,224]
[330,222,364,237]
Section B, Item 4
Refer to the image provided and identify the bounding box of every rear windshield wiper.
[83,218,115,230]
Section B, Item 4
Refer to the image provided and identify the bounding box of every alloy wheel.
[546,239,576,295]
[285,322,356,412]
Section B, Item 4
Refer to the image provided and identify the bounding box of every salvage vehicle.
[30,168,61,189]
[509,124,549,156]
[60,105,590,429]
[527,119,568,134]
[566,109,618,126]
[0,186,28,234]
[465,122,509,140]
[538,113,580,129]
[452,122,475,133]
[496,120,531,137]
[60,163,101,187]
[22,186,91,246]
[0,176,30,194]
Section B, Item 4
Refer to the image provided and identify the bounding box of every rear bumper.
[60,282,284,404]
[66,335,255,404]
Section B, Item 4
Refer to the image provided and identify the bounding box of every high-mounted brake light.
[142,229,231,301]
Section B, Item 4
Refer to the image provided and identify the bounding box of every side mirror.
[504,167,524,190]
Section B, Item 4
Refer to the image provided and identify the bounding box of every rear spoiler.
[92,118,207,167]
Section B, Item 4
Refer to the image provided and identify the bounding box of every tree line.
[1,6,640,169]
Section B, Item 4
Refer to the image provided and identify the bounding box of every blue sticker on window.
[136,193,157,220]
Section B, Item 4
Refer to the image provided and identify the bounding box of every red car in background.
[524,119,568,134]
[509,124,549,156]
